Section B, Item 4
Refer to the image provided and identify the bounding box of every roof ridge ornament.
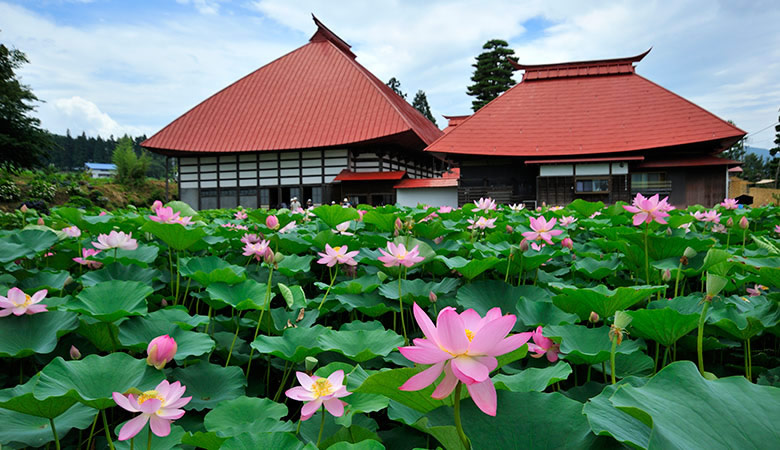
[310,14,356,58]
[511,48,652,81]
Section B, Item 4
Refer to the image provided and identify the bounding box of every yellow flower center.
[21,294,33,307]
[311,378,334,398]
[398,253,406,259]
[465,329,475,342]
[137,390,165,405]
[333,246,342,253]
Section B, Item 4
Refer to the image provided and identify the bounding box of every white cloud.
[175,0,225,15]
[51,96,142,138]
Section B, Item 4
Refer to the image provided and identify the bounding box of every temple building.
[142,17,443,209]
[425,50,745,207]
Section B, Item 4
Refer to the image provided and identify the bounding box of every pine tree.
[723,120,746,161]
[466,39,516,111]
[769,111,780,188]
[386,77,406,100]
[412,90,437,126]
[0,43,50,167]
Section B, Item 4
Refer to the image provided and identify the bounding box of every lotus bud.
[429,291,437,303]
[738,216,748,230]
[37,217,45,225]
[263,249,275,265]
[69,345,81,360]
[665,227,673,236]
[146,335,177,370]
[561,237,573,249]
[519,238,529,251]
[161,298,168,307]
[506,225,513,233]
[589,311,599,323]
[683,247,697,259]
[20,204,28,213]
[266,215,280,230]
[394,218,403,231]
[151,200,163,211]
[726,217,734,227]
[433,236,444,244]
[304,356,318,372]
[662,268,672,282]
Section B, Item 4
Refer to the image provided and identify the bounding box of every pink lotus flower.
[150,206,192,226]
[550,206,563,211]
[589,211,602,218]
[73,248,103,269]
[99,211,108,216]
[530,241,545,251]
[746,284,768,297]
[69,345,81,360]
[739,216,749,230]
[357,209,368,221]
[266,215,279,230]
[559,216,577,227]
[526,326,561,362]
[438,206,454,213]
[473,197,496,212]
[243,240,272,261]
[522,216,563,245]
[240,233,262,245]
[0,287,48,317]
[692,210,721,223]
[146,335,177,370]
[151,200,163,211]
[775,224,780,234]
[285,370,351,421]
[234,210,248,220]
[112,380,191,440]
[335,221,354,235]
[378,242,425,268]
[623,193,671,226]
[720,198,739,209]
[561,237,573,249]
[467,216,496,230]
[399,303,532,416]
[62,226,81,238]
[279,221,297,234]
[712,224,727,234]
[508,203,525,212]
[93,231,138,251]
[317,244,359,267]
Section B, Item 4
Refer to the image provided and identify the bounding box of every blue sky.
[2,0,779,149]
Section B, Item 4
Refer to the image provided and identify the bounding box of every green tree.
[741,153,769,182]
[466,39,516,111]
[769,111,780,188]
[412,90,437,126]
[386,77,406,100]
[722,120,746,161]
[0,43,50,167]
[112,136,149,186]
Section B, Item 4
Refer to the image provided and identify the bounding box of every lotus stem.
[147,425,152,450]
[399,267,408,345]
[741,228,747,255]
[744,339,749,380]
[316,405,325,447]
[204,306,212,334]
[673,259,684,298]
[86,411,99,450]
[273,360,292,402]
[174,251,181,304]
[101,409,115,450]
[49,418,61,450]
[697,299,711,375]
[453,382,471,449]
[610,337,618,384]
[643,223,650,285]
[225,311,242,367]
[247,265,276,379]
[317,265,337,311]
[653,341,660,374]
[504,248,512,283]
[662,346,670,368]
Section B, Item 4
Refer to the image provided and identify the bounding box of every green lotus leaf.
[708,296,779,340]
[0,310,78,358]
[0,403,95,448]
[582,377,650,449]
[455,280,525,318]
[276,254,314,277]
[0,375,77,418]
[378,277,459,302]
[18,269,71,291]
[544,324,644,365]
[515,297,580,328]
[327,440,385,450]
[278,283,307,309]
[79,263,162,288]
[146,306,209,330]
[435,255,499,280]
[355,367,450,414]
[551,284,664,321]
[166,200,199,218]
[250,325,331,362]
[572,256,622,280]
[204,396,293,437]
[141,221,206,251]
[34,353,165,410]
[608,361,780,449]
[625,307,700,347]
[206,279,267,311]
[493,361,572,392]
[179,256,246,286]
[171,361,247,411]
[312,204,359,229]
[319,326,404,362]
[67,280,152,322]
[93,243,160,267]
[118,317,215,361]
[592,351,655,378]
[567,199,604,218]
[222,432,310,450]
[519,246,564,271]
[114,423,185,450]
[0,229,59,263]
[335,292,398,317]
[181,431,228,450]
[362,210,397,232]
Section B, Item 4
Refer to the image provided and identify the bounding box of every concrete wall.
[728,176,780,206]
[397,188,458,208]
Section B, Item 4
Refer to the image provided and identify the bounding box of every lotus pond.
[0,197,778,449]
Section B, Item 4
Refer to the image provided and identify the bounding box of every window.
[259,189,270,207]
[312,186,322,205]
[631,172,671,194]
[575,178,609,193]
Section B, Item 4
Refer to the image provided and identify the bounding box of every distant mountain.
[745,146,773,160]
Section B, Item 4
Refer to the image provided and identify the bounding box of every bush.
[0,179,21,201]
[27,179,56,202]
[112,137,150,186]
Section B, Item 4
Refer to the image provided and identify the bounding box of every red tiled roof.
[394,178,459,189]
[426,51,745,158]
[142,16,442,154]
[333,170,406,181]
[443,115,471,134]
[526,156,645,164]
[638,155,741,168]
